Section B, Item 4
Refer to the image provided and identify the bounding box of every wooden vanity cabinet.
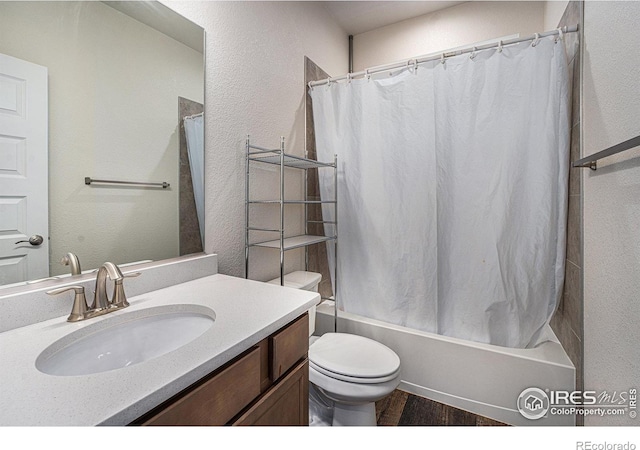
[234,359,308,426]
[136,313,309,426]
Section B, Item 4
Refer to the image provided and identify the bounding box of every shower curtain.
[310,37,570,348]
[183,113,205,247]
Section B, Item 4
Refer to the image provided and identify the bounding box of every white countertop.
[0,274,319,426]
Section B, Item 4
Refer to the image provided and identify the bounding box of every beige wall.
[583,0,640,426]
[0,1,204,276]
[164,1,348,279]
[544,0,570,30]
[352,1,544,71]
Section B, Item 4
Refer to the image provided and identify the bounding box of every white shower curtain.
[311,37,570,348]
[184,113,205,247]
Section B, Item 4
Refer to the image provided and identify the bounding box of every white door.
[0,53,48,285]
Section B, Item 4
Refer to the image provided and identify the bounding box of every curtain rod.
[309,25,579,88]
[183,112,203,120]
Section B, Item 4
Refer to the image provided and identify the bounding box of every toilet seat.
[309,333,401,384]
[309,360,399,384]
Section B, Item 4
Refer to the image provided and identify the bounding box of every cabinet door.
[142,347,261,426]
[270,313,309,382]
[234,359,309,426]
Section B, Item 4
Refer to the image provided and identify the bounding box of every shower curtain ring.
[470,47,477,60]
[532,33,540,47]
[498,40,503,53]
[365,69,371,81]
[414,59,419,72]
[555,27,564,43]
[347,73,352,84]
[440,53,446,65]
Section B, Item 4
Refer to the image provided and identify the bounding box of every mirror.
[0,1,205,288]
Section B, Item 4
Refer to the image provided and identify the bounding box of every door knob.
[15,235,44,246]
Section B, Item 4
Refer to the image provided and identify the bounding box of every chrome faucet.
[47,262,140,322]
[60,252,82,275]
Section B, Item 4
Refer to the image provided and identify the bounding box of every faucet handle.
[47,285,88,322]
[124,272,141,279]
[111,272,141,309]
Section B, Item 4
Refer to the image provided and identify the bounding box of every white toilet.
[269,271,401,426]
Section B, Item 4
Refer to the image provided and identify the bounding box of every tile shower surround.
[304,56,334,300]
[179,97,204,256]
[549,0,584,426]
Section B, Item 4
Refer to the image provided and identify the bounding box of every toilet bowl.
[268,271,401,426]
[309,332,401,426]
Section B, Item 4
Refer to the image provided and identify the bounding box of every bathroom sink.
[36,305,215,376]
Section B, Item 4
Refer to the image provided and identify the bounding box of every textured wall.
[352,1,544,71]
[164,1,348,279]
[583,0,640,426]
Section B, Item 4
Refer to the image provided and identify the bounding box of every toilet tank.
[268,271,322,336]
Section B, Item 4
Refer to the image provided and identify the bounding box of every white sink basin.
[36,305,215,376]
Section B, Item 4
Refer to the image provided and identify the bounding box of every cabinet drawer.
[270,313,309,382]
[143,346,261,426]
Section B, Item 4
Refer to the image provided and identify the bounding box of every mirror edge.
[0,252,209,297]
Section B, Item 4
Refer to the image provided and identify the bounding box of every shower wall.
[304,57,333,300]
[548,0,584,425]
[178,97,204,256]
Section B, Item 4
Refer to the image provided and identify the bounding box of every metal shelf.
[250,235,336,251]
[248,200,336,204]
[248,151,336,170]
[245,135,338,332]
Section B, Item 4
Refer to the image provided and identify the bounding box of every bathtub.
[314,301,575,426]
